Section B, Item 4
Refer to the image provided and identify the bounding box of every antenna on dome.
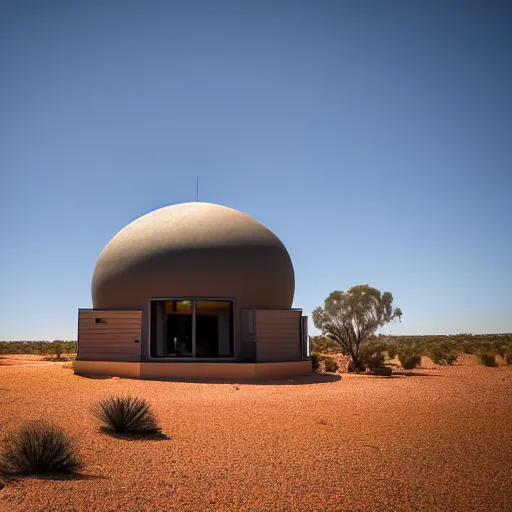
[196,176,199,202]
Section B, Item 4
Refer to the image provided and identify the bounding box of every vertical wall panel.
[77,310,142,362]
[239,309,256,362]
[255,310,302,362]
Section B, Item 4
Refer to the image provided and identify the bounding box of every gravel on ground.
[0,355,511,512]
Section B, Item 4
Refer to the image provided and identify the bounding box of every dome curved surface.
[92,202,295,310]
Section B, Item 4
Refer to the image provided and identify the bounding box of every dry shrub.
[360,341,388,370]
[479,354,497,367]
[428,344,458,365]
[0,421,82,476]
[323,357,339,373]
[398,351,421,370]
[347,359,366,373]
[93,395,161,434]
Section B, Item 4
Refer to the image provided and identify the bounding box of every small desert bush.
[311,336,343,354]
[505,353,512,365]
[363,352,386,370]
[311,353,320,371]
[360,342,388,370]
[461,342,478,355]
[398,351,421,370]
[0,421,82,476]
[493,344,508,358]
[93,395,161,434]
[323,357,338,373]
[428,344,458,365]
[385,341,399,359]
[347,359,366,373]
[479,354,497,367]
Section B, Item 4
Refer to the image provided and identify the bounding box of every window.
[150,299,234,359]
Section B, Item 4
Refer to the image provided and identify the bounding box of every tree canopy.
[312,285,402,370]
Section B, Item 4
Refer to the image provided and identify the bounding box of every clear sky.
[1,0,511,341]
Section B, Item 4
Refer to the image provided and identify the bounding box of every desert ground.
[0,355,511,512]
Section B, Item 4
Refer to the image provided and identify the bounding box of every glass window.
[150,299,233,359]
[195,301,233,358]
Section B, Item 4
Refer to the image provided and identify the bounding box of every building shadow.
[136,373,342,385]
[75,372,342,385]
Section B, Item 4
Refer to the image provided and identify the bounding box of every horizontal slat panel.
[79,329,140,335]
[258,321,299,326]
[78,338,140,345]
[258,342,298,347]
[78,337,140,343]
[79,333,140,338]
[79,310,141,317]
[79,315,141,319]
[79,319,142,326]
[79,353,140,358]
[79,332,140,338]
[80,347,139,354]
[79,319,141,325]
[256,311,301,318]
[79,327,140,333]
[79,325,141,331]
[78,308,141,361]
[77,355,140,362]
[258,335,299,341]
[258,313,299,318]
[78,340,140,346]
[79,348,140,355]
[79,314,141,320]
[258,328,299,338]
[78,345,139,353]
[79,345,140,351]
[78,329,141,336]
[258,346,300,353]
[255,309,301,362]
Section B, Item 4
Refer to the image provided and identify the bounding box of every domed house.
[74,202,311,380]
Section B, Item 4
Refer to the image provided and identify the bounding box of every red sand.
[0,355,511,511]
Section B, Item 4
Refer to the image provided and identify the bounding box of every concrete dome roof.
[92,202,295,310]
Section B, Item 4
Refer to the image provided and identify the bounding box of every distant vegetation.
[0,341,76,356]
[312,333,512,370]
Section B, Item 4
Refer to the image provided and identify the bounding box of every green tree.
[53,341,64,360]
[312,285,402,371]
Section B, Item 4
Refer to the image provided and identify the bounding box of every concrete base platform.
[73,360,313,381]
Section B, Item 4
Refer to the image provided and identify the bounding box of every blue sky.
[1,0,511,340]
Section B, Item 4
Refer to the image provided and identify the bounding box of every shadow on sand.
[1,472,109,484]
[390,371,442,377]
[77,373,342,385]
[98,427,170,441]
[146,373,342,386]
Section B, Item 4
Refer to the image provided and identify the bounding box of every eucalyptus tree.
[312,285,402,371]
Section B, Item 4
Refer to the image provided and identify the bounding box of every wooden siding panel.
[77,310,142,362]
[78,331,141,338]
[255,310,302,363]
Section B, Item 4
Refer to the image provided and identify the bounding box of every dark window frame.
[148,297,235,361]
